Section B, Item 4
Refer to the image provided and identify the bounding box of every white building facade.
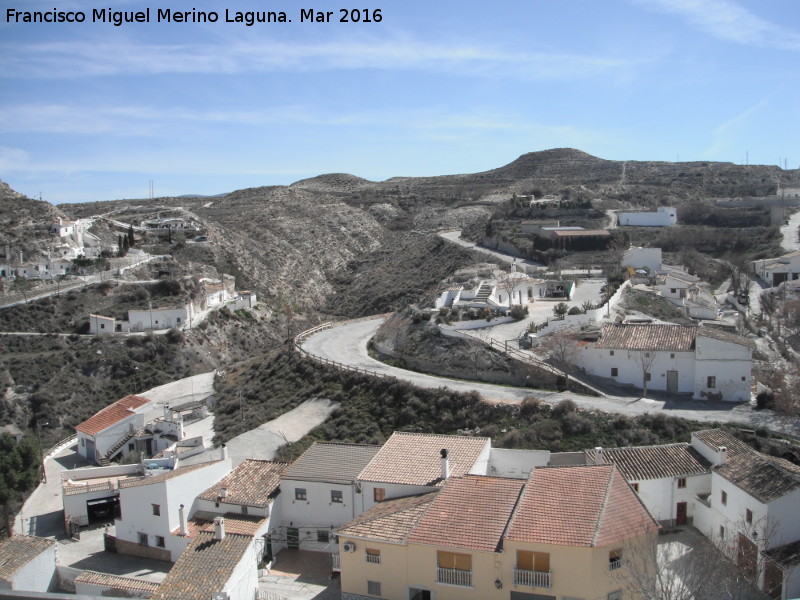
[618,206,677,226]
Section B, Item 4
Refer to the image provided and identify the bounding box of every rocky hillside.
[0,180,68,248]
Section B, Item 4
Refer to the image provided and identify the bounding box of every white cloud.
[0,146,31,170]
[635,0,800,50]
[705,98,768,157]
[0,37,635,81]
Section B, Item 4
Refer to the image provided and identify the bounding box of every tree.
[634,350,658,398]
[613,528,737,600]
[117,234,126,257]
[127,224,135,248]
[495,268,521,309]
[540,330,578,385]
[10,277,34,303]
[552,302,569,319]
[0,433,40,537]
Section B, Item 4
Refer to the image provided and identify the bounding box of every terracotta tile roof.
[0,535,56,580]
[75,394,151,435]
[588,443,711,480]
[506,465,658,547]
[283,442,380,485]
[764,539,800,569]
[694,430,800,503]
[177,513,267,538]
[358,432,490,486]
[153,532,253,600]
[119,460,225,489]
[75,570,160,595]
[337,493,437,543]
[408,476,525,552]
[198,460,287,507]
[595,323,698,351]
[696,327,756,349]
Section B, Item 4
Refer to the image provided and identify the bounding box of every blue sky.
[1,0,798,204]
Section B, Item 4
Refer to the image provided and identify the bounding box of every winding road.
[301,317,800,435]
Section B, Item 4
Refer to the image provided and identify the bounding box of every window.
[100,324,105,329]
[610,350,615,356]
[241,505,248,515]
[155,535,165,548]
[516,550,549,572]
[373,488,385,502]
[746,509,753,524]
[677,477,687,489]
[609,549,622,571]
[608,591,623,600]
[707,376,716,388]
[295,488,307,501]
[80,438,85,447]
[670,353,675,359]
[176,317,181,323]
[331,490,343,503]
[631,483,639,493]
[317,530,330,543]
[611,367,618,377]
[670,288,677,294]
[644,352,650,357]
[645,372,652,381]
[741,376,746,382]
[152,504,161,516]
[721,490,727,505]
[367,581,381,596]
[138,532,148,546]
[366,548,381,564]
[720,525,725,539]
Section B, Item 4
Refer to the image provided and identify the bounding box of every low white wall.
[533,280,630,338]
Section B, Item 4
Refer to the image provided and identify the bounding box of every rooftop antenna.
[149,180,154,199]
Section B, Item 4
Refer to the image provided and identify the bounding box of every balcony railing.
[365,553,381,564]
[437,567,472,587]
[609,557,623,571]
[331,553,340,571]
[513,568,552,588]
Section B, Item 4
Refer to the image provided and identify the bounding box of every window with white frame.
[367,580,381,596]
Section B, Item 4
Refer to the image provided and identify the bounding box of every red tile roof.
[408,476,525,552]
[506,465,657,547]
[75,394,151,436]
[358,432,490,486]
[596,323,697,351]
[337,493,437,543]
[154,532,252,600]
[198,460,287,507]
[283,442,380,485]
[0,536,55,580]
[75,571,160,595]
[588,444,711,480]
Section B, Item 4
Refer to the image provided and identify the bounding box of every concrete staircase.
[102,431,136,465]
[475,281,492,303]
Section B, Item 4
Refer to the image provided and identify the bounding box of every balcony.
[331,553,340,572]
[437,567,472,587]
[609,557,622,571]
[365,553,381,564]
[513,568,552,588]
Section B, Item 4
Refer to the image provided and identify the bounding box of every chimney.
[221,444,228,461]
[214,516,225,540]
[219,487,228,500]
[594,447,604,465]
[178,504,188,536]
[440,449,450,480]
[717,446,727,466]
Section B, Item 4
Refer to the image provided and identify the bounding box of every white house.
[622,247,663,273]
[50,218,77,237]
[75,394,152,464]
[128,306,190,332]
[279,442,380,552]
[587,443,711,526]
[153,522,262,600]
[575,323,754,401]
[62,463,147,528]
[618,206,677,227]
[0,535,57,593]
[754,250,800,287]
[114,456,232,561]
[691,429,800,600]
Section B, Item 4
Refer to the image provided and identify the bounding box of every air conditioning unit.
[343,541,356,553]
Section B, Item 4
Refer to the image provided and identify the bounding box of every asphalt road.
[301,317,800,435]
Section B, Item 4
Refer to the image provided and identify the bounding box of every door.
[667,370,679,393]
[287,527,300,550]
[84,438,96,462]
[764,561,783,600]
[409,590,431,600]
[676,502,687,526]
[737,533,758,581]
